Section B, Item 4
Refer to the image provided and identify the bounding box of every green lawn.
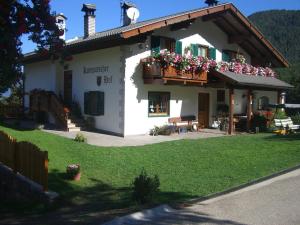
[1,124,300,213]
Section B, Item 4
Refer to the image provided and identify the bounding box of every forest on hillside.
[249,10,300,103]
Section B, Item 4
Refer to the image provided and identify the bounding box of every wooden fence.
[0,104,23,119]
[0,131,48,191]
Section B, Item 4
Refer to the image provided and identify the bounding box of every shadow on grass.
[0,120,36,131]
[0,169,197,225]
[264,133,300,141]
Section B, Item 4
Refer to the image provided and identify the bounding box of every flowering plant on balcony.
[142,50,276,77]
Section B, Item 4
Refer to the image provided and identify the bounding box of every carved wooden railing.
[30,90,69,130]
[49,94,69,130]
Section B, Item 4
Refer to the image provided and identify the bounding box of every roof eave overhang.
[212,70,294,91]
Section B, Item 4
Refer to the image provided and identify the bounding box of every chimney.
[55,13,67,40]
[121,1,139,26]
[81,4,96,38]
[205,0,219,7]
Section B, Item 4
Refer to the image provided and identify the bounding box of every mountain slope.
[249,10,300,64]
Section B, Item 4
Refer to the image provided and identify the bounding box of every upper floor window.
[151,36,182,55]
[191,44,209,57]
[222,50,244,62]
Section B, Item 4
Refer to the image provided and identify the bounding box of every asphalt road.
[137,169,300,225]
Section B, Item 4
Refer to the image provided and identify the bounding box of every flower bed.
[142,50,276,78]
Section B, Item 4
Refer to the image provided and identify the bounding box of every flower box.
[181,71,193,79]
[143,62,162,78]
[163,65,179,77]
[194,71,207,81]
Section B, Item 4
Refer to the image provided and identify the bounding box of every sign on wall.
[83,66,109,74]
[97,76,112,86]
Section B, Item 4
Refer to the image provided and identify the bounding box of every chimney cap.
[82,3,96,12]
[56,13,67,20]
[121,1,136,10]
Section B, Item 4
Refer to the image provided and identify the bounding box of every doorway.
[198,93,210,128]
[64,70,73,107]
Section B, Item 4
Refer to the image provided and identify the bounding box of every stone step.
[68,127,81,132]
[67,123,77,128]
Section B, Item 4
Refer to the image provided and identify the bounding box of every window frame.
[222,50,244,62]
[84,91,105,116]
[257,96,269,110]
[148,92,171,117]
[198,45,209,58]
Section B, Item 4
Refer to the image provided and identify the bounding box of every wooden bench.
[168,116,199,132]
[274,117,300,130]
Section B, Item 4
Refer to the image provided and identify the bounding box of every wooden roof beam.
[170,19,196,31]
[202,10,230,22]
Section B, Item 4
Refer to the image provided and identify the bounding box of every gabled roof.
[23,3,289,68]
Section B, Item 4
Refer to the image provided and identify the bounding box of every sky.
[21,0,300,53]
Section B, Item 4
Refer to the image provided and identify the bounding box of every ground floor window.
[148,92,170,117]
[84,91,104,116]
[258,96,269,110]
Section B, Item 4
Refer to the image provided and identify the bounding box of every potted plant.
[66,164,81,181]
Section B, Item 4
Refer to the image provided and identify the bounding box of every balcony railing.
[143,62,208,85]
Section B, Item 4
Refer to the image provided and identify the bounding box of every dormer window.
[191,44,209,57]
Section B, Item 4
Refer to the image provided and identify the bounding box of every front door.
[64,71,73,107]
[198,93,210,128]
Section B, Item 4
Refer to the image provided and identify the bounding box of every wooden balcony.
[143,63,208,85]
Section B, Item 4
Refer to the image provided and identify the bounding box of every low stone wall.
[0,163,58,204]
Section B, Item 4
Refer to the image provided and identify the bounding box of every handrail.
[30,90,69,130]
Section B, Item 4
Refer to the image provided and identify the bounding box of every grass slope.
[1,125,300,212]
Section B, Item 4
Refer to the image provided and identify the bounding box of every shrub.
[71,101,82,118]
[74,133,87,143]
[132,169,160,204]
[86,116,95,130]
[150,125,175,136]
[274,110,288,119]
[291,112,300,124]
[251,113,267,132]
[217,104,229,115]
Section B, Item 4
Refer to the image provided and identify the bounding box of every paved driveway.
[112,169,300,225]
[43,129,226,147]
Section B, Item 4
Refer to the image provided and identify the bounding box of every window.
[198,45,209,57]
[151,36,182,55]
[191,44,209,57]
[162,38,176,53]
[258,96,269,110]
[222,50,244,62]
[148,92,170,117]
[217,90,225,103]
[84,91,104,116]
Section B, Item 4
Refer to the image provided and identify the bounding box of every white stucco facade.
[24,17,278,136]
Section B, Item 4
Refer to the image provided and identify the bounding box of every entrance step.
[68,127,81,132]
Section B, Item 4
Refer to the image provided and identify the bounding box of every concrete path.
[105,168,300,225]
[43,129,226,147]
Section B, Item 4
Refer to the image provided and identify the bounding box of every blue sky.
[21,0,300,53]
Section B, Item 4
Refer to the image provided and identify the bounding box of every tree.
[0,0,66,95]
[276,63,300,103]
